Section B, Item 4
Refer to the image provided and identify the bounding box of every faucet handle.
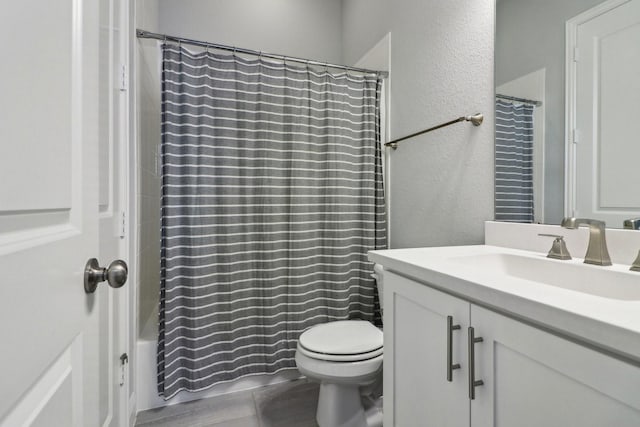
[631,250,640,272]
[624,218,640,230]
[538,234,572,260]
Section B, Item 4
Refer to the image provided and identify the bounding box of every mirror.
[495,0,640,228]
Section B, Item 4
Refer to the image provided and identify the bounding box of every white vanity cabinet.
[384,271,470,426]
[471,305,640,427]
[384,270,640,427]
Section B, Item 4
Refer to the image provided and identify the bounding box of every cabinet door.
[470,305,640,427]
[384,271,469,427]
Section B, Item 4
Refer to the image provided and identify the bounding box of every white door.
[471,305,640,427]
[0,0,129,426]
[384,271,469,427]
[571,0,640,226]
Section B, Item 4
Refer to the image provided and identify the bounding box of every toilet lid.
[299,320,383,356]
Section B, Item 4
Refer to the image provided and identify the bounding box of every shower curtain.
[495,100,534,223]
[157,44,386,398]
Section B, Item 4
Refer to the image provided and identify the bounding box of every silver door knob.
[84,258,128,293]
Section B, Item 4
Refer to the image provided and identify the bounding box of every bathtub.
[135,309,302,411]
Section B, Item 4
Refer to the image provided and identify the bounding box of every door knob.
[84,258,128,293]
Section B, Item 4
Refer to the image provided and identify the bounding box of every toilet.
[295,265,385,427]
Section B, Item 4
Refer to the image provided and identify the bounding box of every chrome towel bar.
[384,113,483,149]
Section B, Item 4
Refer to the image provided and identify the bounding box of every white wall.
[157,0,343,63]
[136,0,162,335]
[343,0,495,248]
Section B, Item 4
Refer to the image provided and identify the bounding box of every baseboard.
[128,392,137,427]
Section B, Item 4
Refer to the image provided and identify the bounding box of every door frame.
[120,1,134,425]
[108,0,134,424]
[105,0,134,424]
[564,0,632,218]
[125,0,139,423]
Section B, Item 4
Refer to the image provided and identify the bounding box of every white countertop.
[369,244,640,363]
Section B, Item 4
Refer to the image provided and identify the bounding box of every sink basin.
[449,253,640,301]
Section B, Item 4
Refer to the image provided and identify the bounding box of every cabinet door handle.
[468,326,484,400]
[447,315,461,382]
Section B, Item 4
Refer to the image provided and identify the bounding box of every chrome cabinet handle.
[447,315,461,382]
[84,258,128,293]
[468,326,484,400]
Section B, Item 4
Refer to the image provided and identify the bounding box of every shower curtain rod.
[384,113,484,149]
[496,94,542,107]
[136,29,389,78]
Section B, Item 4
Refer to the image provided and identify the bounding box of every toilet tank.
[372,264,385,313]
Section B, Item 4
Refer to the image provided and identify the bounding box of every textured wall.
[157,0,343,64]
[343,0,495,248]
[496,0,604,225]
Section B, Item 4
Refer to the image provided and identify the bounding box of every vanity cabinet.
[472,305,640,427]
[385,271,470,426]
[383,270,640,427]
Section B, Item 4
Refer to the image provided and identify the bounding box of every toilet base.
[317,382,366,427]
[316,382,383,427]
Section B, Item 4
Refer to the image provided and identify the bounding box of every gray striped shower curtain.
[158,45,386,398]
[495,100,534,223]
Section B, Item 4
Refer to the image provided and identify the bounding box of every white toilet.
[295,265,384,427]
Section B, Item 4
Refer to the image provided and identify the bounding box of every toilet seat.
[298,320,383,362]
[296,349,383,384]
[298,344,383,362]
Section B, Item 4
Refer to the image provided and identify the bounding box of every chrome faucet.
[560,218,612,266]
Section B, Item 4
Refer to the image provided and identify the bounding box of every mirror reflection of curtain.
[495,100,534,223]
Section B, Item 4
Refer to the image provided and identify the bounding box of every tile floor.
[135,379,319,427]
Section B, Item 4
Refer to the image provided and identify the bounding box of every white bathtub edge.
[135,337,302,411]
